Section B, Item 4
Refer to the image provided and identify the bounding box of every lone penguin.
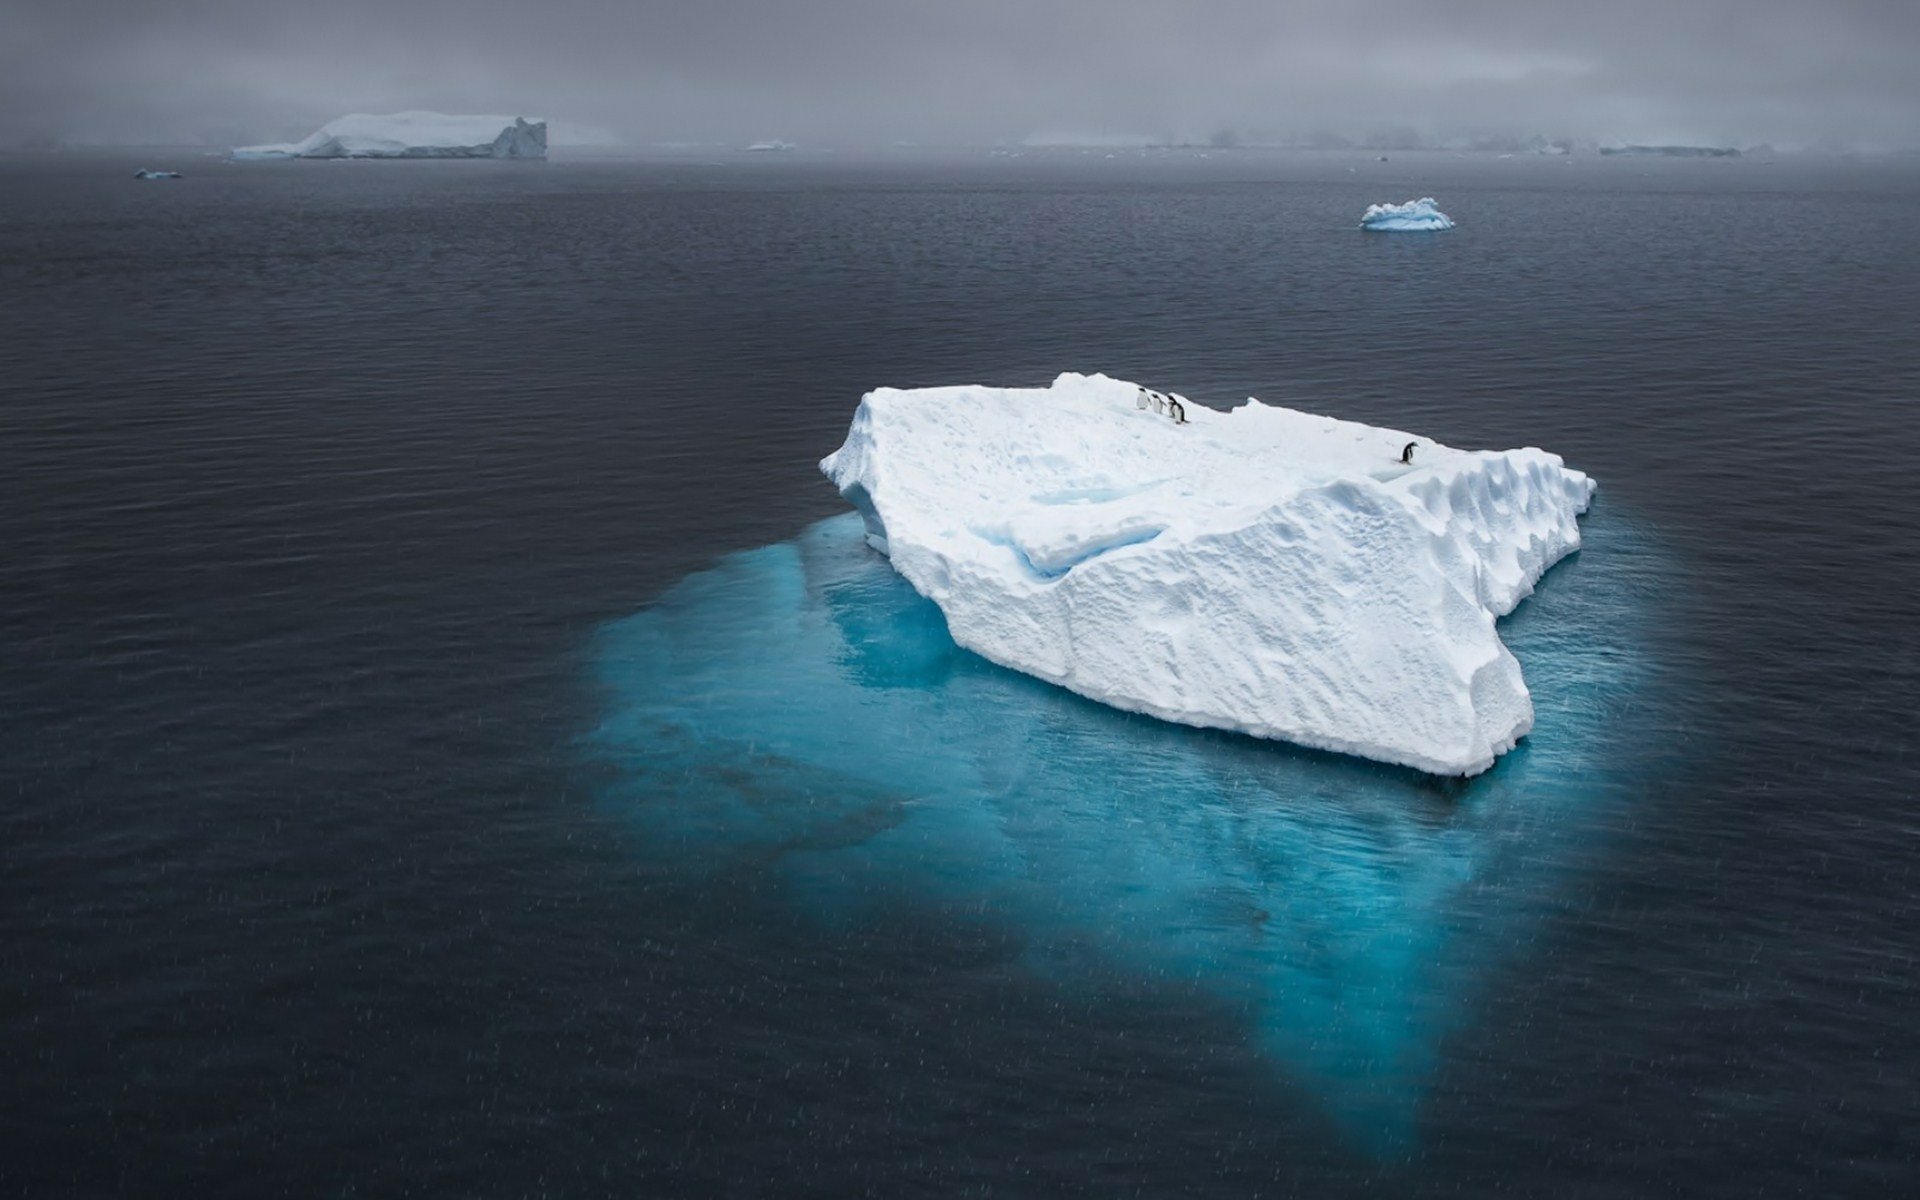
[1400,441,1417,465]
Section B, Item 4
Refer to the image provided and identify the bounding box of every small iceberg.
[820,373,1595,776]
[1360,197,1454,232]
[745,139,797,153]
[133,169,182,180]
[231,112,546,161]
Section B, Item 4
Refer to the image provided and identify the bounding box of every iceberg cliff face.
[232,112,547,161]
[821,373,1595,776]
[1360,197,1454,231]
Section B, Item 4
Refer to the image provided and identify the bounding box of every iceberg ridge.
[821,373,1595,776]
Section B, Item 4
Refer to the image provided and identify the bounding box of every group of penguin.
[1134,386,1422,467]
[1134,387,1188,424]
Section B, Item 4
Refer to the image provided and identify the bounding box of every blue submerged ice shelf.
[587,507,1668,1151]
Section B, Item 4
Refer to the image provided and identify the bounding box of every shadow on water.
[586,505,1669,1156]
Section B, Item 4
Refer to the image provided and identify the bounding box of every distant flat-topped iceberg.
[1360,197,1454,231]
[821,373,1595,776]
[1599,144,1740,158]
[232,112,547,160]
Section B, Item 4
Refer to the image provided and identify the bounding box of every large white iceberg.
[820,373,1595,776]
[231,112,547,161]
[1360,197,1454,231]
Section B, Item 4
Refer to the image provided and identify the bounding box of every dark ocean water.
[3,148,1917,1196]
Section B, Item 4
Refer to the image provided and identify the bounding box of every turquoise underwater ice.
[588,507,1664,1152]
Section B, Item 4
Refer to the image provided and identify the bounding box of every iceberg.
[231,112,547,161]
[1599,144,1740,158]
[820,373,1595,776]
[133,169,182,180]
[1360,197,1454,231]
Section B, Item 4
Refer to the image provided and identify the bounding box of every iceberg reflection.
[587,510,1661,1151]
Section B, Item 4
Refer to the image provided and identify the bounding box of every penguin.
[1400,441,1416,465]
[1151,392,1166,415]
[1168,396,1187,424]
[1136,387,1151,411]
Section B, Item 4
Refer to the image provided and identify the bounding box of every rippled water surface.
[3,149,1917,1196]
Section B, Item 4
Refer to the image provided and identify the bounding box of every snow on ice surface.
[231,112,547,160]
[821,373,1595,776]
[588,506,1664,1150]
[1360,197,1455,231]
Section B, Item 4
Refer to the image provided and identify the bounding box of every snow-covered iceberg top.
[821,373,1596,776]
[1361,197,1454,231]
[232,112,547,161]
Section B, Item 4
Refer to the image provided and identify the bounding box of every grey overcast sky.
[4,0,1918,148]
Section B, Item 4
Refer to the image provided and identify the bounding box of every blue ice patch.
[586,507,1667,1153]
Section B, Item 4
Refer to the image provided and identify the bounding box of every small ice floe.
[1360,197,1454,232]
[134,169,182,180]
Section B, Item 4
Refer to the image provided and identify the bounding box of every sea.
[2,146,1916,1197]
